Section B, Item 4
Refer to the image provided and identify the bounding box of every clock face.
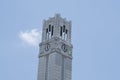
[45,44,50,51]
[61,44,67,52]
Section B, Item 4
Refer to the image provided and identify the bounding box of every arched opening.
[46,24,54,40]
[60,25,68,41]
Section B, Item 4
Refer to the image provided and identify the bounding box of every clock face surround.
[61,44,67,52]
[45,44,50,51]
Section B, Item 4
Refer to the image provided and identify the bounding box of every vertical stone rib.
[61,56,64,80]
[45,55,49,80]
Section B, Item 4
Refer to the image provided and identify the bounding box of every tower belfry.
[38,14,73,80]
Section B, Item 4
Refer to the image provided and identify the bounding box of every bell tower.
[38,14,73,80]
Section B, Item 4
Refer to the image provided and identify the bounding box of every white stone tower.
[38,14,73,80]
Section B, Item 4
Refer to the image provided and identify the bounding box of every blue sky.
[0,0,120,80]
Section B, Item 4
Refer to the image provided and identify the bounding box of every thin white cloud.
[19,29,42,46]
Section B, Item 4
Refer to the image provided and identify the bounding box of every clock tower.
[38,14,73,80]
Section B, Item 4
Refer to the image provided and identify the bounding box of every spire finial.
[55,13,61,18]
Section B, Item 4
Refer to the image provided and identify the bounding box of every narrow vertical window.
[63,25,65,32]
[63,25,66,40]
[46,28,48,33]
[49,25,51,32]
[46,28,48,40]
[66,29,68,34]
[60,26,62,37]
[49,24,51,39]
[51,26,54,36]
[65,29,68,40]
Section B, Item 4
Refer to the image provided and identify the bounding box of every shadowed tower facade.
[38,14,73,80]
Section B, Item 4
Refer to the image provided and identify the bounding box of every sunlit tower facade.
[38,14,73,80]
